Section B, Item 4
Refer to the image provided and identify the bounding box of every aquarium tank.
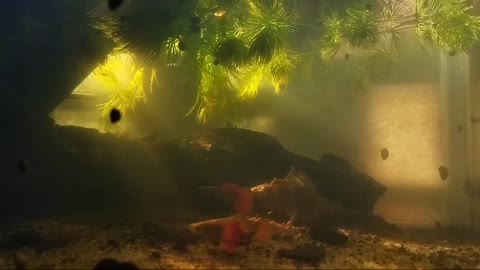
[2,0,480,268]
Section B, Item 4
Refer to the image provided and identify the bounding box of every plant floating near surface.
[109,108,122,124]
[107,0,124,11]
[438,165,449,181]
[94,0,480,125]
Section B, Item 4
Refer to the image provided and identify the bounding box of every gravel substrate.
[0,218,479,269]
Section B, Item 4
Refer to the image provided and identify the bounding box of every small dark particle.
[438,165,449,180]
[457,125,463,132]
[213,59,220,66]
[109,108,122,123]
[108,0,124,11]
[365,3,372,11]
[344,53,351,60]
[177,40,186,51]
[471,117,478,124]
[18,160,28,173]
[448,51,456,56]
[380,148,389,160]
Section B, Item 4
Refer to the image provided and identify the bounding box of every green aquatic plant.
[190,52,241,124]
[214,38,249,68]
[240,0,300,62]
[268,51,297,93]
[377,0,414,53]
[343,6,381,49]
[415,0,480,53]
[319,12,344,61]
[430,1,480,53]
[236,50,296,98]
[92,54,146,132]
[90,0,480,126]
[95,0,196,66]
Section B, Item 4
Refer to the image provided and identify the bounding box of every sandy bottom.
[1,217,480,270]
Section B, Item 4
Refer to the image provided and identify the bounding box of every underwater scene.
[2,0,480,269]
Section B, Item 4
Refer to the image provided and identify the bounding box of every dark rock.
[93,258,139,270]
[309,226,348,246]
[277,244,326,263]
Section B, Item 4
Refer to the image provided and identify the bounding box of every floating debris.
[109,108,122,124]
[438,166,449,180]
[345,53,351,60]
[177,40,186,51]
[457,125,463,133]
[380,148,389,160]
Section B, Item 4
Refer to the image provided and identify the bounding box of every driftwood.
[0,126,386,220]
[153,128,386,213]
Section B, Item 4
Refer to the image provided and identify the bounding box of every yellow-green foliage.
[319,12,344,61]
[343,6,381,49]
[416,0,480,53]
[240,0,300,62]
[194,53,240,124]
[92,54,146,132]
[92,0,480,126]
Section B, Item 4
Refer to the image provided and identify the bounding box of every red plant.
[221,220,250,253]
[220,183,254,216]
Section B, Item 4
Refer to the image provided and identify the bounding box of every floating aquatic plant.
[343,6,381,49]
[430,0,480,53]
[91,54,146,132]
[90,0,480,126]
[214,38,249,68]
[415,0,480,53]
[319,12,344,61]
[95,0,196,66]
[240,0,300,63]
[236,50,296,99]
